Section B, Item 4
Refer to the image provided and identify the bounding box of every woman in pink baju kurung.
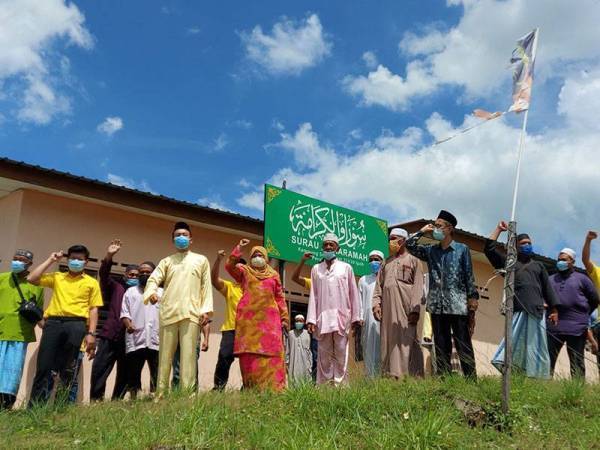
[226,240,289,391]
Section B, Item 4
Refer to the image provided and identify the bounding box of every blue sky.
[2,0,600,259]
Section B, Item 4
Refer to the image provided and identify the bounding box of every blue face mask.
[68,259,85,273]
[556,260,569,272]
[369,261,381,274]
[432,228,445,241]
[295,322,304,330]
[323,251,336,261]
[519,243,534,256]
[126,278,139,287]
[174,235,190,250]
[11,260,26,274]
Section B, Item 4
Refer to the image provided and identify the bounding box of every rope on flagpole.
[433,111,507,146]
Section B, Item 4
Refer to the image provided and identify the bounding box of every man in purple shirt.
[548,248,599,379]
[90,239,139,401]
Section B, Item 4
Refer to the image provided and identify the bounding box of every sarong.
[492,311,550,379]
[0,341,28,396]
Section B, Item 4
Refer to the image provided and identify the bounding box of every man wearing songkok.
[286,314,313,385]
[547,248,599,379]
[144,221,213,393]
[373,229,425,378]
[0,250,43,409]
[307,233,360,385]
[406,211,479,378]
[486,222,560,379]
[358,250,383,377]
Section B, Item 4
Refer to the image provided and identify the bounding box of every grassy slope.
[1,376,598,449]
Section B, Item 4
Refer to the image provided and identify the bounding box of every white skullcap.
[390,228,408,238]
[559,248,576,260]
[369,250,384,259]
[323,233,339,243]
[295,314,305,321]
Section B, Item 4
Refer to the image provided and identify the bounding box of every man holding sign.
[307,233,360,386]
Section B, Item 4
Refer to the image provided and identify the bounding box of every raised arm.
[225,239,250,283]
[583,231,597,274]
[211,250,226,291]
[405,225,433,262]
[27,251,63,285]
[484,222,508,270]
[291,252,312,288]
[100,239,121,294]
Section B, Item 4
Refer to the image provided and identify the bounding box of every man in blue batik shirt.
[406,210,479,378]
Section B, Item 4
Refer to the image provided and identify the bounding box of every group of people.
[1,211,600,409]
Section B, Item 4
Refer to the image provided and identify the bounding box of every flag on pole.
[509,29,537,113]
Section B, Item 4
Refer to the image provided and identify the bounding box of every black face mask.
[138,274,150,288]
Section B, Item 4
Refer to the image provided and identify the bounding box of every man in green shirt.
[0,249,44,409]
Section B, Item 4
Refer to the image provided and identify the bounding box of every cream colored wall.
[3,189,597,408]
[0,191,24,267]
[9,189,270,406]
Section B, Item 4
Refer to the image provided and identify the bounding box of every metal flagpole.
[502,28,539,415]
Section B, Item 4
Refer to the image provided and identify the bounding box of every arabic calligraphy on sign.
[288,200,367,250]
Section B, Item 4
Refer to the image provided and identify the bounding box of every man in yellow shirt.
[211,249,243,390]
[144,222,213,393]
[27,245,103,405]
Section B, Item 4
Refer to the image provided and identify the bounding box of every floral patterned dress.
[226,245,289,391]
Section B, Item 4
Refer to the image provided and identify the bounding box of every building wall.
[2,189,596,407]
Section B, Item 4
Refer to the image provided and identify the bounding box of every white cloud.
[0,0,93,124]
[97,116,124,136]
[347,0,600,110]
[272,119,285,131]
[237,82,600,260]
[242,13,331,75]
[232,119,253,130]
[197,196,232,212]
[362,51,378,69]
[343,62,438,111]
[187,26,200,35]
[107,174,155,194]
[557,70,600,131]
[349,128,362,140]
[214,133,229,151]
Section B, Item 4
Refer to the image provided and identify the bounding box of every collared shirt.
[143,251,213,326]
[40,271,103,319]
[484,239,560,319]
[120,286,160,353]
[406,232,478,316]
[98,259,126,341]
[217,279,242,332]
[307,259,360,337]
[0,272,44,342]
[548,270,599,336]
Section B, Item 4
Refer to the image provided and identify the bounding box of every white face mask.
[251,256,266,268]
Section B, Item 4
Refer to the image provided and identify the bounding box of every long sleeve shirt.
[120,286,160,353]
[406,232,478,316]
[98,258,126,341]
[548,270,599,336]
[484,239,560,319]
[307,259,360,337]
[143,250,213,326]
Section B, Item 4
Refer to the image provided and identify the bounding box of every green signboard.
[263,184,389,276]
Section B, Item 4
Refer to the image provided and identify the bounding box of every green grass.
[1,376,598,449]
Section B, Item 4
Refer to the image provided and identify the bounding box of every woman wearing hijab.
[226,238,289,391]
